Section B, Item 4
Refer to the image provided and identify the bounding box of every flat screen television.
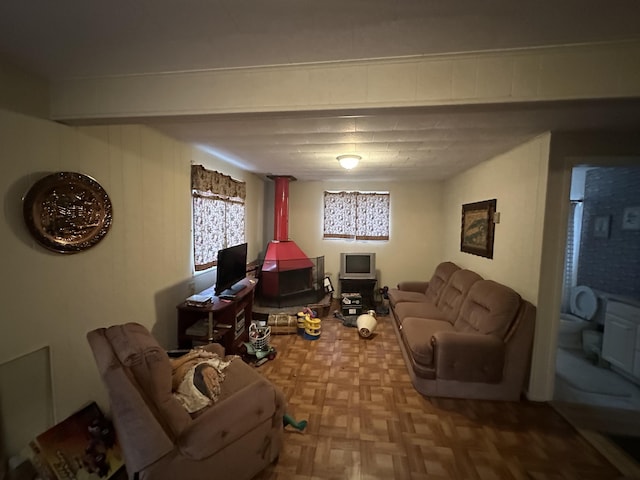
[339,252,376,279]
[215,242,248,296]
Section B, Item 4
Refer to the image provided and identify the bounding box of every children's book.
[28,402,124,480]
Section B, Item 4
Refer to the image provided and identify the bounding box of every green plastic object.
[283,413,308,431]
[244,343,274,359]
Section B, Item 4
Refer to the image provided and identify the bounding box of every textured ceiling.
[1,1,640,181]
[151,101,640,181]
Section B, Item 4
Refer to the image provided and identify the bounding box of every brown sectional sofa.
[388,262,536,401]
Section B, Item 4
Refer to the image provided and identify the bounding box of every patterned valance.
[191,164,246,200]
[323,190,390,241]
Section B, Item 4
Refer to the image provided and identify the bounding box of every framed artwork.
[323,276,335,294]
[593,215,610,238]
[622,206,640,231]
[460,199,496,259]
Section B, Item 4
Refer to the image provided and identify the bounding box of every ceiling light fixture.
[337,154,361,170]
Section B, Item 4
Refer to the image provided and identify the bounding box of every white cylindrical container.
[357,310,378,338]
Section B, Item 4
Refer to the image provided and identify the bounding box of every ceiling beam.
[51,41,640,124]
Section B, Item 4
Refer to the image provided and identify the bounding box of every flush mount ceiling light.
[337,154,361,170]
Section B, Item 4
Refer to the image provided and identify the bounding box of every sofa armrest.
[397,281,429,293]
[176,378,282,459]
[432,331,505,383]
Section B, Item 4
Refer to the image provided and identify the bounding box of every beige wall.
[441,135,551,399]
[288,180,443,293]
[441,134,550,303]
[0,108,265,454]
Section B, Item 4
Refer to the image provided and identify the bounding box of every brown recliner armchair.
[87,322,286,480]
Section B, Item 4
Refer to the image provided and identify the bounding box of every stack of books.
[185,293,213,307]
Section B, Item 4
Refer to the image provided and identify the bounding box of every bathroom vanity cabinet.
[602,300,640,381]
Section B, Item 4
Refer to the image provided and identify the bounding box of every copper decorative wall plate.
[23,172,113,253]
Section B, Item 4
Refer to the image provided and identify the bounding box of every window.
[191,165,246,271]
[323,191,390,240]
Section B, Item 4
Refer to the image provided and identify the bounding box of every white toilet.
[558,285,599,349]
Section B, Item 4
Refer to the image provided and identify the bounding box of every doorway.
[553,165,640,472]
[554,165,640,408]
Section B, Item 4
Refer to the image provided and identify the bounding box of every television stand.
[339,276,377,310]
[177,277,256,354]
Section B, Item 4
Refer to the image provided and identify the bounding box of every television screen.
[340,252,375,279]
[215,242,248,296]
[346,254,372,274]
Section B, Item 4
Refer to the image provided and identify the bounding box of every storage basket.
[249,323,271,350]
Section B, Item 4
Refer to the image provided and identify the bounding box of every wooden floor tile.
[252,308,622,480]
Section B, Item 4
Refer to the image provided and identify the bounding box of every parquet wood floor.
[252,310,624,480]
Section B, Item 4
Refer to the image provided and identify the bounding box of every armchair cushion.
[177,376,279,460]
[104,323,190,436]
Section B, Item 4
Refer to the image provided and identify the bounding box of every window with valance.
[323,191,390,241]
[192,165,246,271]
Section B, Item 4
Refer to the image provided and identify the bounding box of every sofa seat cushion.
[394,301,447,325]
[402,317,455,368]
[432,331,505,383]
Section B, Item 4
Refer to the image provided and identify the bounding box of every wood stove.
[258,176,323,307]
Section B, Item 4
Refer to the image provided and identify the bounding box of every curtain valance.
[191,164,246,200]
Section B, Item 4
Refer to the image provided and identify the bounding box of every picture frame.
[622,206,640,231]
[593,215,611,238]
[460,199,497,259]
[323,276,334,294]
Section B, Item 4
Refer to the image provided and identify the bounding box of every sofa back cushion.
[424,261,460,303]
[435,269,483,323]
[454,280,521,339]
[105,323,191,436]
